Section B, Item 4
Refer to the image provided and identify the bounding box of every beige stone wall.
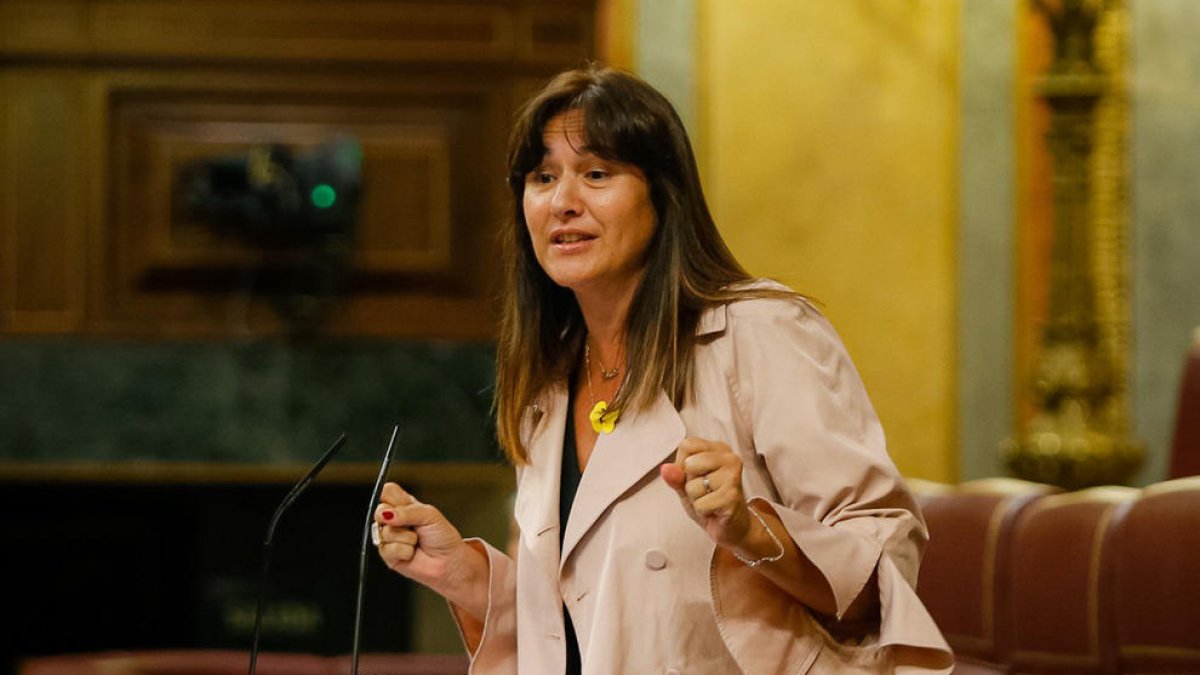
[696,1,961,481]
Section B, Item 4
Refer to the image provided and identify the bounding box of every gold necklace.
[586,339,620,380]
[585,340,621,434]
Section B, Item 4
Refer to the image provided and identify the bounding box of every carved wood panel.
[0,71,89,333]
[98,75,499,337]
[0,0,590,65]
[0,0,596,339]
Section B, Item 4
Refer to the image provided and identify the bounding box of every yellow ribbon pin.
[588,400,620,434]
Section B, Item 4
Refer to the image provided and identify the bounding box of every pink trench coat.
[455,291,954,674]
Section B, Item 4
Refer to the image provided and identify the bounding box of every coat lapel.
[512,383,567,584]
[560,389,686,572]
[514,300,724,579]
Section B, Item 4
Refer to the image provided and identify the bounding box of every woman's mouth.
[552,232,596,246]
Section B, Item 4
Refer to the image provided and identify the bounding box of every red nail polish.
[382,511,394,521]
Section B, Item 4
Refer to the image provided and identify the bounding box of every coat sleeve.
[449,538,518,675]
[711,298,953,673]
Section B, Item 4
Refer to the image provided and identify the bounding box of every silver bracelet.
[733,505,786,568]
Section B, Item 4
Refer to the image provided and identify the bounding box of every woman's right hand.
[374,482,489,618]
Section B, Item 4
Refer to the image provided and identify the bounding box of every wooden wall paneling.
[93,69,507,338]
[0,0,513,64]
[91,1,515,64]
[329,82,509,339]
[516,2,594,64]
[1,0,592,67]
[355,128,454,275]
[111,99,473,274]
[0,1,93,57]
[2,0,598,339]
[0,70,88,333]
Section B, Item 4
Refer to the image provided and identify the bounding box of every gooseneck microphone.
[247,434,348,675]
[350,424,400,675]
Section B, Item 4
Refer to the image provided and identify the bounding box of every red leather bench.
[912,476,1200,674]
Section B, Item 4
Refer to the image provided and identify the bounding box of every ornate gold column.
[1003,0,1142,489]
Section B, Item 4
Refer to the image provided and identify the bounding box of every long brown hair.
[495,65,795,463]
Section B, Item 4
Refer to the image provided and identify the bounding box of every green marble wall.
[0,339,501,465]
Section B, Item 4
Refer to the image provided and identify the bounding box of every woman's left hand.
[660,437,754,550]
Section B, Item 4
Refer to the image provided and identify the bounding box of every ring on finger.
[702,475,713,494]
[371,521,382,546]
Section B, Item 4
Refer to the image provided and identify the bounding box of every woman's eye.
[585,169,608,181]
[529,171,554,184]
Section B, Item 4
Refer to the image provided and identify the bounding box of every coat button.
[644,549,668,570]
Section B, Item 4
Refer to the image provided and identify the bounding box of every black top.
[559,385,584,675]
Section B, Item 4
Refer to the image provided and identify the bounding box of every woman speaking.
[371,66,953,674]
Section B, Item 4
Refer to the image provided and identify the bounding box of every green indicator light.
[311,184,337,209]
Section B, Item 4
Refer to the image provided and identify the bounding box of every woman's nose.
[550,176,582,217]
